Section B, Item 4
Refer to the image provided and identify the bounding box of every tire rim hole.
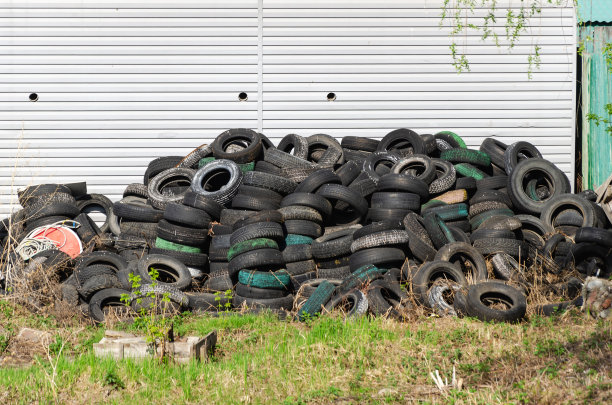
[201,168,231,192]
[480,292,513,310]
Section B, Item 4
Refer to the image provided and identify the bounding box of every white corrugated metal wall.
[0,0,576,215]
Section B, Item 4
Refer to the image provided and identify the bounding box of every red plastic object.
[31,226,83,259]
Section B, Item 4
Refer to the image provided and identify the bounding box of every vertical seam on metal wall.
[570,4,577,192]
[257,0,263,133]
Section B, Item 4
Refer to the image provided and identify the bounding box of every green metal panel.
[578,0,612,23]
[580,25,612,189]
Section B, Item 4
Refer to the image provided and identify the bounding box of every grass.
[1,299,611,404]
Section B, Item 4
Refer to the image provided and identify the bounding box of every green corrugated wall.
[580,25,612,189]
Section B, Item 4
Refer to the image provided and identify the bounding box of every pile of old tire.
[2,127,612,324]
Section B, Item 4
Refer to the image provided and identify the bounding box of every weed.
[214,289,233,312]
[103,369,125,390]
[120,269,172,361]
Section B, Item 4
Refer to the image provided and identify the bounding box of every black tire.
[391,155,436,184]
[335,161,362,186]
[575,227,612,248]
[376,174,429,201]
[182,190,224,220]
[440,148,491,167]
[74,212,102,245]
[149,247,208,268]
[422,203,469,222]
[228,248,284,273]
[76,193,113,233]
[503,141,543,175]
[362,152,401,184]
[130,284,189,311]
[348,176,377,199]
[212,128,262,164]
[147,167,196,210]
[264,147,315,169]
[422,212,453,249]
[236,185,283,204]
[191,159,242,206]
[278,206,323,223]
[473,238,532,259]
[429,159,457,194]
[163,202,211,229]
[18,184,72,206]
[352,221,403,240]
[455,176,477,191]
[120,221,158,239]
[75,264,117,287]
[254,160,282,175]
[540,194,596,229]
[294,169,342,194]
[232,210,284,232]
[507,159,570,215]
[470,228,516,243]
[79,274,120,301]
[479,138,508,168]
[348,247,406,272]
[282,244,312,262]
[123,183,149,199]
[370,192,420,210]
[137,254,192,291]
[185,291,229,312]
[219,209,253,227]
[112,199,163,223]
[242,170,298,195]
[231,194,279,211]
[143,156,183,185]
[235,282,289,300]
[277,133,310,159]
[89,288,131,323]
[477,175,508,191]
[350,230,410,253]
[366,279,410,320]
[466,281,527,322]
[307,134,344,166]
[230,221,284,245]
[232,294,294,311]
[76,251,128,274]
[286,260,316,276]
[156,219,208,246]
[280,193,332,217]
[341,136,379,152]
[377,128,425,156]
[403,213,437,262]
[311,225,361,259]
[434,242,488,282]
[469,189,513,208]
[468,201,510,218]
[411,260,468,305]
[316,183,369,223]
[23,201,80,222]
[283,220,322,239]
[324,289,368,317]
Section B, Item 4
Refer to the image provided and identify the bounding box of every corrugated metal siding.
[1,0,576,215]
[577,0,612,23]
[261,0,576,177]
[0,0,259,214]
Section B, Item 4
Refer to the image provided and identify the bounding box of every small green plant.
[48,335,64,356]
[103,369,125,390]
[120,268,173,361]
[214,289,233,312]
[0,334,9,353]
